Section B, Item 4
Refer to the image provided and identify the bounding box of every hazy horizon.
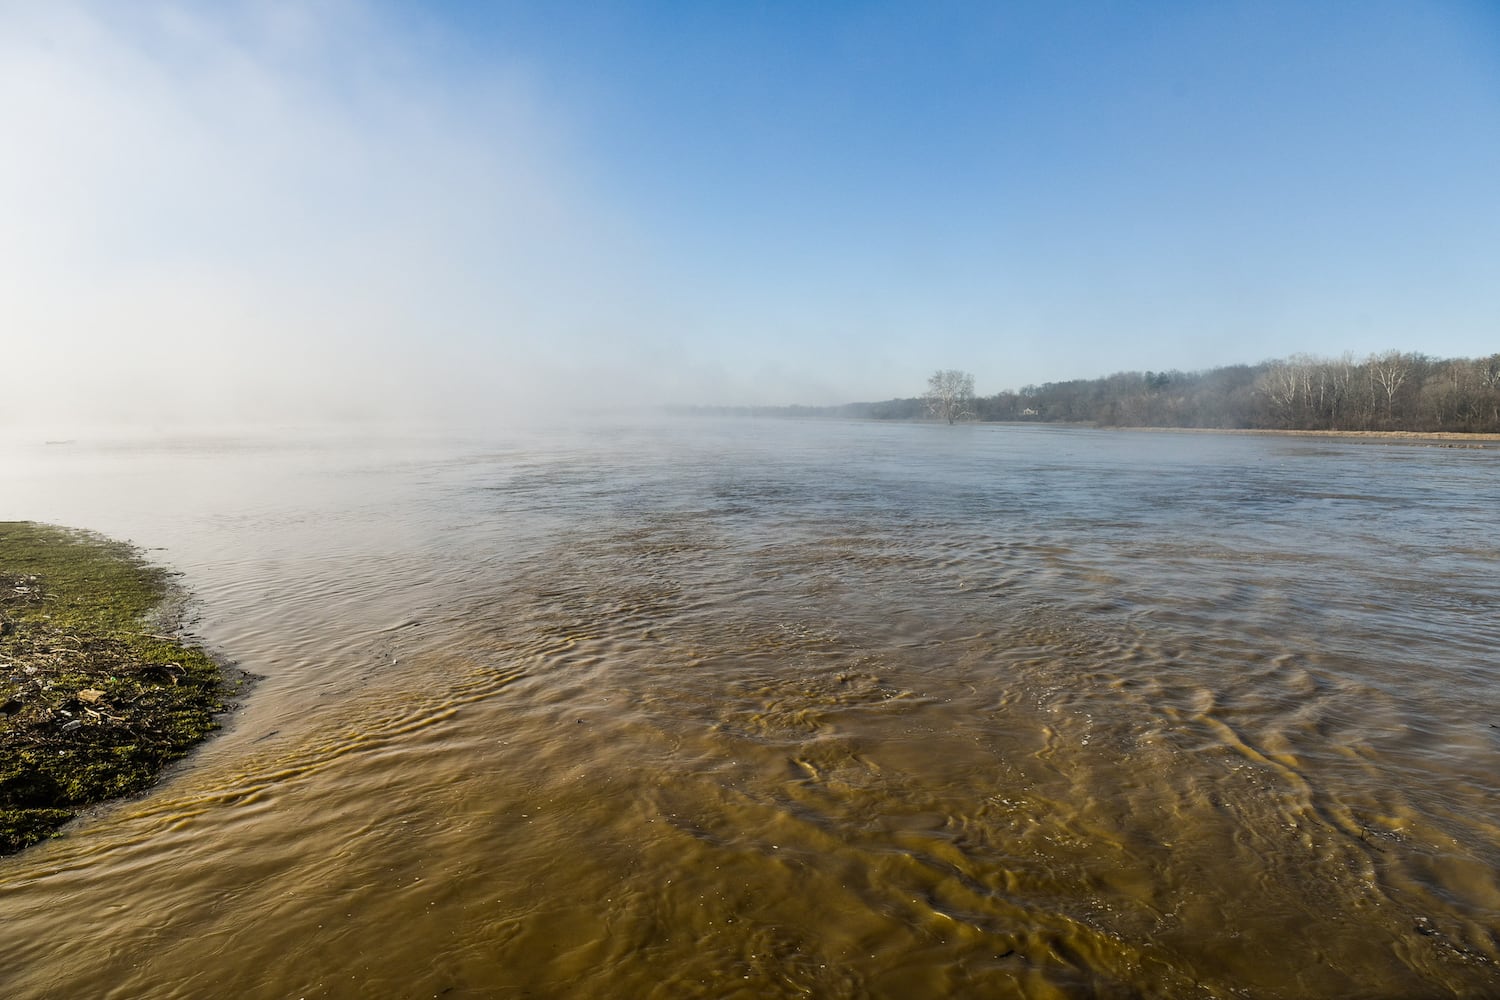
[5,1,1497,430]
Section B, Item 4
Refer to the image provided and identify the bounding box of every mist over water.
[2,418,1498,998]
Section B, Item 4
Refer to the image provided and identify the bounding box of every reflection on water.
[2,419,1498,998]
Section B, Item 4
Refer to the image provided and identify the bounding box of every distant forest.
[695,351,1500,434]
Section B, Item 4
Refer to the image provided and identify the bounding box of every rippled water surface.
[3,419,1498,998]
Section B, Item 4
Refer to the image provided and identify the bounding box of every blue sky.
[2,1,1497,425]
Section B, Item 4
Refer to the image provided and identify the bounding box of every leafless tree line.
[1245,351,1500,431]
[692,351,1500,433]
[958,351,1500,432]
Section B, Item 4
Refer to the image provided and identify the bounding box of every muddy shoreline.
[1094,425,1500,446]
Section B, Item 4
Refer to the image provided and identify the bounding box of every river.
[2,418,1498,998]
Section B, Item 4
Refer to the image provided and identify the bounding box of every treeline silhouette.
[695,351,1500,433]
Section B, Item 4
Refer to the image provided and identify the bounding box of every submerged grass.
[0,521,235,854]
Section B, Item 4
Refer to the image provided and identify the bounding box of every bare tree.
[1368,350,1413,423]
[924,370,975,424]
[1257,359,1305,426]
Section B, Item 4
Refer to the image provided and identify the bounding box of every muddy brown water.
[2,419,1498,999]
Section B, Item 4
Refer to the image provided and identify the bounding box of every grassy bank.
[0,522,234,854]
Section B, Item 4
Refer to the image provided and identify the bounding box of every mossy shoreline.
[0,522,240,854]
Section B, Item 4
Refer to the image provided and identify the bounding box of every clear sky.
[3,1,1497,426]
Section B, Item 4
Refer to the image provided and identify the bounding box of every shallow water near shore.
[2,418,1498,998]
